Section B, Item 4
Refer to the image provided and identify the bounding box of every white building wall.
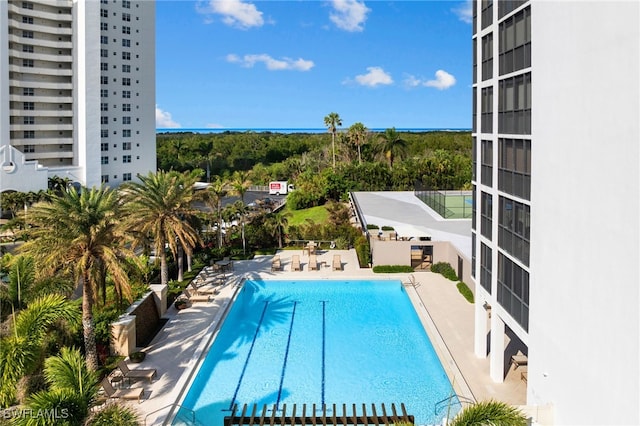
[527,2,639,425]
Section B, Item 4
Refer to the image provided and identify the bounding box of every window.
[101,175,109,183]
[122,64,130,73]
[497,253,529,331]
[482,33,493,81]
[122,90,131,98]
[101,76,108,85]
[122,26,130,34]
[499,138,531,200]
[498,73,532,134]
[481,191,492,240]
[23,131,35,139]
[101,142,109,151]
[22,31,34,39]
[100,9,108,18]
[123,155,131,163]
[122,51,131,60]
[480,243,492,293]
[122,0,131,8]
[23,144,35,153]
[101,89,108,98]
[122,39,130,47]
[481,0,493,30]
[23,88,34,96]
[22,59,34,67]
[123,173,132,182]
[101,116,108,125]
[498,196,530,265]
[101,22,108,31]
[101,35,108,44]
[122,13,130,21]
[101,103,108,112]
[101,129,108,138]
[22,2,34,9]
[499,6,531,75]
[122,78,131,86]
[23,116,34,125]
[22,16,34,24]
[100,62,108,71]
[22,44,34,53]
[101,49,108,58]
[498,0,526,18]
[481,87,493,133]
[122,103,131,111]
[122,142,131,150]
[481,140,492,186]
[122,116,131,125]
[122,129,131,137]
[101,156,109,165]
[23,102,34,110]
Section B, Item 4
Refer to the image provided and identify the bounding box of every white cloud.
[226,53,314,71]
[197,0,264,29]
[453,0,472,24]
[156,106,181,128]
[329,0,370,32]
[404,70,456,90]
[348,66,393,87]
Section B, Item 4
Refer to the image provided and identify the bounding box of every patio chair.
[183,288,211,303]
[332,255,342,271]
[101,378,144,403]
[118,360,157,383]
[291,255,301,271]
[309,255,319,271]
[189,281,220,295]
[271,255,281,271]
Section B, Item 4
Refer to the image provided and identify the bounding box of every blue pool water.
[177,280,457,425]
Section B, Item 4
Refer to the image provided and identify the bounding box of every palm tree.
[266,211,291,249]
[348,122,368,165]
[0,294,80,407]
[204,176,231,249]
[121,171,203,288]
[324,112,342,168]
[230,170,252,255]
[18,186,134,371]
[447,400,527,426]
[377,127,407,169]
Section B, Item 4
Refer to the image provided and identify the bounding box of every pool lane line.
[321,300,326,406]
[228,301,269,411]
[275,301,298,409]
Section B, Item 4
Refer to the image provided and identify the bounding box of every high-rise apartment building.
[471,1,639,424]
[0,0,155,193]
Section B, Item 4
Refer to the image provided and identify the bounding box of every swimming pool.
[176,280,458,425]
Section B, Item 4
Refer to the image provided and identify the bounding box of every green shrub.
[372,265,415,273]
[457,281,474,303]
[431,262,458,281]
[93,306,121,346]
[366,224,379,230]
[354,236,371,268]
[87,403,140,426]
[334,236,350,250]
[381,225,395,231]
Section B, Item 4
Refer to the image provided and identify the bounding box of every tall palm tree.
[121,171,202,288]
[348,122,368,165]
[230,170,252,255]
[447,400,527,426]
[324,112,342,169]
[18,187,133,371]
[204,176,231,249]
[266,211,291,249]
[377,127,408,169]
[0,294,80,407]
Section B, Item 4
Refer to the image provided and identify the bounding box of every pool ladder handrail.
[143,403,196,425]
[434,393,474,416]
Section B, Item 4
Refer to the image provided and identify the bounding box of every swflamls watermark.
[1,408,70,420]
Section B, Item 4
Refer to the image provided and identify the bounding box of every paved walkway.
[118,249,526,425]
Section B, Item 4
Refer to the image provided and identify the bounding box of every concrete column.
[489,313,505,383]
[111,316,136,356]
[149,284,167,318]
[474,300,488,358]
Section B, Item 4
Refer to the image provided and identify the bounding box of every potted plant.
[174,299,188,310]
[129,351,146,363]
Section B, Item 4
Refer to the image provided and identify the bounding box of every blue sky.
[155,0,472,130]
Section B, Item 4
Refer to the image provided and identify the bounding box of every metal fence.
[414,189,473,219]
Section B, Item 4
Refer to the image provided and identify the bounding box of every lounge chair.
[309,255,319,271]
[510,354,528,369]
[183,288,211,303]
[271,255,281,271]
[118,360,157,383]
[101,378,144,403]
[332,255,342,271]
[291,255,301,271]
[189,281,220,295]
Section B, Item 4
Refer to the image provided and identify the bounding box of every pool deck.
[122,249,527,425]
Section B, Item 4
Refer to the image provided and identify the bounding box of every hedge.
[457,281,474,303]
[430,262,459,281]
[372,265,415,273]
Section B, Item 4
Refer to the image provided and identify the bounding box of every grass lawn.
[284,204,329,227]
